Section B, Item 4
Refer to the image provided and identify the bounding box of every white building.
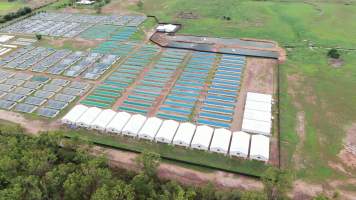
[122,114,147,137]
[244,100,272,113]
[138,117,163,141]
[191,125,214,151]
[105,112,131,134]
[242,118,272,136]
[61,104,88,125]
[229,131,250,158]
[209,128,232,155]
[243,109,272,122]
[155,120,179,144]
[156,24,178,33]
[90,109,116,131]
[75,107,102,128]
[246,92,273,104]
[249,134,270,162]
[173,122,196,147]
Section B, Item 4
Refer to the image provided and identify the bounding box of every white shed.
[191,125,214,151]
[250,134,270,162]
[246,92,272,104]
[90,109,116,131]
[138,117,163,141]
[209,128,232,155]
[155,120,179,144]
[122,114,147,137]
[244,100,271,113]
[242,118,272,136]
[229,131,250,158]
[243,109,272,122]
[105,112,131,134]
[75,107,102,128]
[173,122,196,147]
[61,104,88,125]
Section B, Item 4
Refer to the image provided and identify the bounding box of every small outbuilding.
[75,107,102,128]
[155,120,179,144]
[138,117,163,141]
[229,131,250,158]
[173,122,196,148]
[191,125,214,151]
[209,128,232,155]
[122,114,147,137]
[105,112,131,134]
[90,109,116,131]
[249,134,270,162]
[61,104,88,125]
[242,118,272,136]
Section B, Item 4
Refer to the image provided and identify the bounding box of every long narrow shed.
[90,109,116,131]
[209,128,232,155]
[75,107,102,128]
[249,134,270,162]
[173,122,196,147]
[105,112,131,134]
[122,114,147,137]
[155,120,179,144]
[138,117,163,141]
[61,104,88,125]
[229,131,250,158]
[191,125,214,151]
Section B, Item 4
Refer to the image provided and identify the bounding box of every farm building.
[155,120,179,144]
[138,117,163,141]
[249,134,270,162]
[210,128,232,155]
[191,125,214,151]
[229,131,250,158]
[173,122,196,147]
[122,114,147,137]
[105,112,131,134]
[75,107,102,128]
[61,104,88,125]
[90,109,116,131]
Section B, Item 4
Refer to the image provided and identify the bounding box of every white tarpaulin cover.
[243,109,271,122]
[61,104,88,125]
[76,107,102,128]
[250,134,270,162]
[105,112,131,134]
[246,92,272,104]
[191,125,214,151]
[242,118,272,136]
[173,122,196,147]
[229,131,250,158]
[155,120,179,144]
[138,117,163,140]
[210,128,232,154]
[122,114,146,137]
[90,109,116,131]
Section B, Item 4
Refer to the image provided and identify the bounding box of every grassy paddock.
[63,129,269,177]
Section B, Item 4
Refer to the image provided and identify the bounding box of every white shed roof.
[242,118,272,136]
[229,131,250,158]
[245,100,271,112]
[61,104,88,124]
[155,120,179,143]
[250,134,270,162]
[138,117,163,140]
[191,125,214,150]
[246,92,272,104]
[122,114,146,136]
[173,122,196,147]
[244,109,271,122]
[105,112,131,133]
[76,107,102,127]
[210,128,232,154]
[90,109,116,130]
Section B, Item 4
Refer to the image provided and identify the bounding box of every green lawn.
[64,130,269,177]
[126,0,356,182]
[0,1,26,15]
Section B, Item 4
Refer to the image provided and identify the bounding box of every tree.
[261,167,293,200]
[137,0,144,9]
[36,34,42,40]
[91,181,135,200]
[327,48,340,59]
[136,151,160,178]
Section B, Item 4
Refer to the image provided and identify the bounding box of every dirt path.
[0,110,60,134]
[92,146,263,190]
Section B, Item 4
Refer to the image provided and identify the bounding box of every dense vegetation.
[0,6,31,23]
[0,123,297,200]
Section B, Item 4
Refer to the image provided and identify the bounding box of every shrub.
[327,48,340,59]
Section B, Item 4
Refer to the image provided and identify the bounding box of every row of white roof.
[242,92,273,136]
[62,105,270,162]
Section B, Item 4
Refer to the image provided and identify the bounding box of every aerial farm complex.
[0,10,280,174]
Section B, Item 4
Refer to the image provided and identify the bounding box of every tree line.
[0,7,32,23]
[0,123,332,200]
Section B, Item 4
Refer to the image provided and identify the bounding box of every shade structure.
[250,134,270,162]
[241,118,272,136]
[244,100,272,113]
[75,107,102,128]
[138,117,163,140]
[191,125,214,151]
[155,120,179,144]
[209,128,232,155]
[243,109,271,122]
[105,111,131,134]
[90,109,116,131]
[229,131,250,158]
[173,122,196,147]
[61,104,88,125]
[122,114,147,137]
[246,92,272,104]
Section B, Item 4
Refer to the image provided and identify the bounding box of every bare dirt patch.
[329,58,344,68]
[101,0,140,15]
[41,37,103,51]
[292,111,306,170]
[338,123,356,168]
[176,11,200,19]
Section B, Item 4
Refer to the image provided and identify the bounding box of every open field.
[0,1,25,15]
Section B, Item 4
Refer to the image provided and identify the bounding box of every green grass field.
[125,0,356,183]
[0,1,26,15]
